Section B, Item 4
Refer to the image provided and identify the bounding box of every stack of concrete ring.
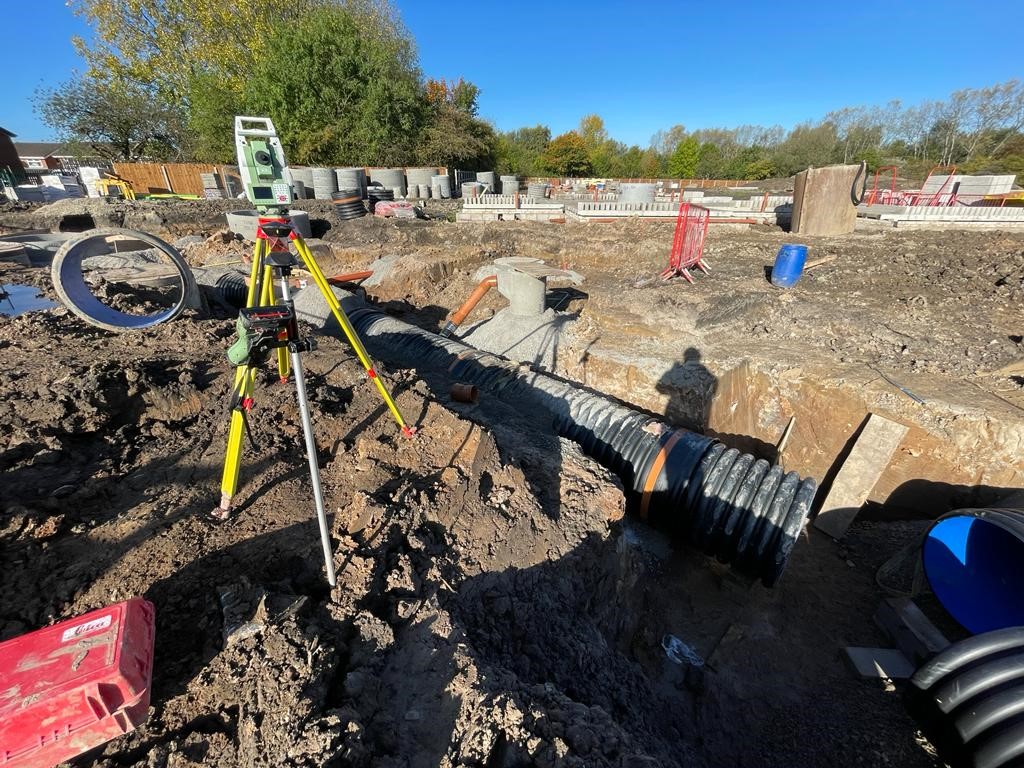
[331,189,367,220]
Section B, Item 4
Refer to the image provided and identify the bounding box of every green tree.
[696,142,724,178]
[616,146,645,177]
[243,4,424,165]
[418,79,496,169]
[68,0,321,102]
[651,124,687,156]
[578,114,609,150]
[639,147,663,177]
[35,73,184,160]
[770,122,838,176]
[668,136,700,177]
[496,125,551,175]
[541,132,593,176]
[418,109,495,169]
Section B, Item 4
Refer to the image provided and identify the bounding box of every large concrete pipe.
[431,175,452,199]
[335,168,367,199]
[476,171,497,193]
[50,228,200,332]
[311,167,338,200]
[369,168,406,198]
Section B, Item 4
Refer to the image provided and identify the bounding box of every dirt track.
[5,198,1022,766]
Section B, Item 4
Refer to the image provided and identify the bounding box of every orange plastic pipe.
[439,275,497,337]
[326,270,374,286]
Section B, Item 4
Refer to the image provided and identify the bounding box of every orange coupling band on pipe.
[439,275,497,338]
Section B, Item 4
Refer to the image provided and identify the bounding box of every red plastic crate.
[0,598,155,768]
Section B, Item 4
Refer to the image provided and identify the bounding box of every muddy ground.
[3,197,1021,767]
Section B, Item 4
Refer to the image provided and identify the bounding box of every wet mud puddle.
[0,284,56,317]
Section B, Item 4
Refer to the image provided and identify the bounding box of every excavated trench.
[6,203,1023,767]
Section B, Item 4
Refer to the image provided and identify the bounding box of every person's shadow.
[655,347,717,432]
[655,347,779,460]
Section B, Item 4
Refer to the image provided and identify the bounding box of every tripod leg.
[247,238,266,306]
[291,235,415,436]
[278,274,337,586]
[289,347,337,586]
[214,239,266,519]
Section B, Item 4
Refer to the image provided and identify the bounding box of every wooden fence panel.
[111,162,219,196]
[164,163,217,196]
[112,163,169,194]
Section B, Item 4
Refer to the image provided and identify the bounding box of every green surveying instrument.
[215,116,414,586]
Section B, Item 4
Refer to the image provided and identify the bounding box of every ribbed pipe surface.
[366,185,394,212]
[906,627,1024,768]
[331,189,367,220]
[347,307,816,586]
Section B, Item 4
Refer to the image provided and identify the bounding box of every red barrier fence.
[662,202,710,282]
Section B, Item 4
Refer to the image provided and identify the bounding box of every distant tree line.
[34,4,1024,183]
[499,80,1024,181]
[36,0,496,169]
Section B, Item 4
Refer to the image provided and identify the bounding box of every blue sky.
[7,0,1024,144]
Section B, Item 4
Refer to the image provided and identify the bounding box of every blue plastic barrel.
[771,244,808,288]
[923,508,1024,634]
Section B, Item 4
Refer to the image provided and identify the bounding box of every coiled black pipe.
[346,306,817,586]
[332,189,367,220]
[366,185,394,213]
[906,627,1024,768]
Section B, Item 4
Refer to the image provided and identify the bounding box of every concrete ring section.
[50,228,200,332]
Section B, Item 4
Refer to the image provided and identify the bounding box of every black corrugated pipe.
[345,305,817,587]
[332,189,368,220]
[906,627,1024,768]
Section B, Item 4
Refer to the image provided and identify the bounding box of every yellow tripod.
[214,215,414,585]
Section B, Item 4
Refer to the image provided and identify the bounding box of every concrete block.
[814,413,908,540]
[874,597,950,666]
[792,164,860,236]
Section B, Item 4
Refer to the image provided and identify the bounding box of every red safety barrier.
[0,598,155,767]
[662,202,710,282]
[864,166,900,205]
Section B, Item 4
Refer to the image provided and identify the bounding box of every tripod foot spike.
[401,426,417,438]
[210,494,233,522]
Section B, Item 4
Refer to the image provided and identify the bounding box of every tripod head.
[234,116,293,213]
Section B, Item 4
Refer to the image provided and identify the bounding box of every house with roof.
[0,127,25,182]
[14,142,112,176]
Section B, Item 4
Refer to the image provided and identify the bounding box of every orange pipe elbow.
[440,275,497,337]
